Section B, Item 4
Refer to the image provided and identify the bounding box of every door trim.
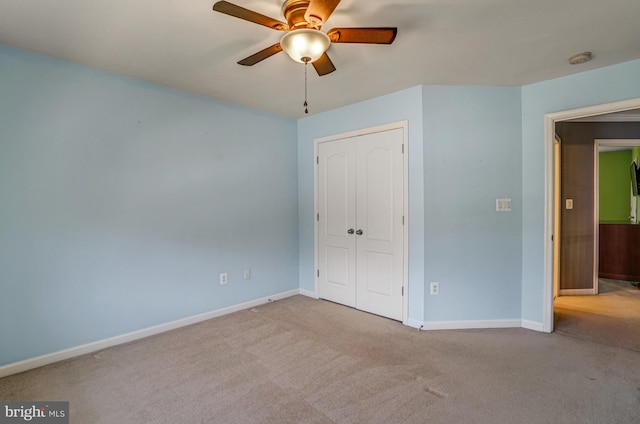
[553,136,561,300]
[313,121,409,325]
[543,98,640,333]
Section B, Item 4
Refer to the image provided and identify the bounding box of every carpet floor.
[1,295,639,423]
[554,278,640,352]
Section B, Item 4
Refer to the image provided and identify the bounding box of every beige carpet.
[554,278,640,352]
[1,295,639,423]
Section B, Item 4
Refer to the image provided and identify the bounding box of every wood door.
[317,128,404,320]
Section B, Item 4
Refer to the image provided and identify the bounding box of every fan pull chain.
[303,57,310,114]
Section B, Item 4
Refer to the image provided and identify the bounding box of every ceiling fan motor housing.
[283,0,317,28]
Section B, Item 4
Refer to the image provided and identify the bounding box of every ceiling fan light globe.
[280,29,330,63]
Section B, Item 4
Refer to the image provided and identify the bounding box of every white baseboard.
[0,289,300,379]
[0,293,549,379]
[521,320,545,332]
[558,288,596,296]
[418,319,524,331]
[406,318,424,329]
[299,288,319,299]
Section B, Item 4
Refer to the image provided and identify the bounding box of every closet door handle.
[356,229,363,235]
[347,228,355,234]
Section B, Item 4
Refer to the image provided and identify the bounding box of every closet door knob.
[347,228,355,234]
[356,229,363,235]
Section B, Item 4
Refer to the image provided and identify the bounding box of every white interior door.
[354,129,404,320]
[318,138,357,307]
[317,127,404,321]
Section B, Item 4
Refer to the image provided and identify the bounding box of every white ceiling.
[2,0,640,118]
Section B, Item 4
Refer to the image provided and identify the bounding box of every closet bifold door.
[317,127,404,321]
[354,128,404,321]
[318,138,357,307]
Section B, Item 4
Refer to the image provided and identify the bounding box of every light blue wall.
[422,86,523,321]
[0,45,299,366]
[521,59,640,324]
[297,87,425,324]
[297,85,522,325]
[4,42,640,367]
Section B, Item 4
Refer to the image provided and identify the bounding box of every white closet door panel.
[355,128,404,320]
[363,252,394,296]
[318,140,357,307]
[326,246,350,287]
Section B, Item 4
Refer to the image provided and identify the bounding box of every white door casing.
[543,98,640,333]
[315,123,407,322]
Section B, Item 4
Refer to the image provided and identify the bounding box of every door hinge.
[402,215,405,225]
[551,234,554,242]
[402,286,404,296]
[317,213,319,221]
[316,156,319,164]
[317,269,320,277]
[402,144,404,154]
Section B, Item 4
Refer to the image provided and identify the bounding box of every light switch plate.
[496,198,512,212]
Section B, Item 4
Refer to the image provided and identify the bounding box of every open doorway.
[543,99,640,343]
[543,99,640,332]
[553,138,640,350]
[595,141,640,288]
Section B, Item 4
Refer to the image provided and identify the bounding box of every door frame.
[313,121,409,325]
[595,138,640,286]
[553,136,561,300]
[543,98,640,332]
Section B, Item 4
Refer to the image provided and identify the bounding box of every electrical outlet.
[243,268,251,280]
[219,272,228,285]
[430,282,439,296]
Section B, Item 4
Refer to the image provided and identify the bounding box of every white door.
[317,138,357,307]
[317,127,404,321]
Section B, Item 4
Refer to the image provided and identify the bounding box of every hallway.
[554,278,640,351]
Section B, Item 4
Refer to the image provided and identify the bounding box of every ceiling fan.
[212,0,398,76]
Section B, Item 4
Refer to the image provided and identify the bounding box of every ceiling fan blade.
[304,0,342,26]
[312,52,336,76]
[213,1,288,31]
[327,27,397,44]
[237,43,283,66]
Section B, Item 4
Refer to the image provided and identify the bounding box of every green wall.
[632,146,640,163]
[599,150,632,222]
